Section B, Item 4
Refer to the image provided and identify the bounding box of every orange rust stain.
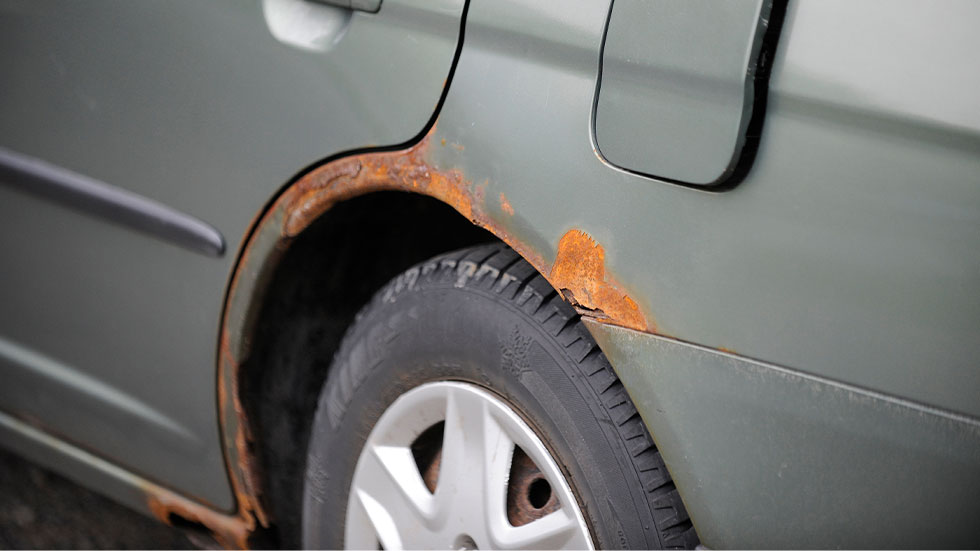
[217,130,657,548]
[274,133,544,272]
[221,327,269,526]
[162,328,266,549]
[549,229,651,332]
[146,487,251,549]
[215,130,551,547]
[499,192,514,216]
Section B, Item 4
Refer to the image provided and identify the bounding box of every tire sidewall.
[302,254,657,549]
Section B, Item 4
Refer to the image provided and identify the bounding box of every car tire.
[301,243,699,549]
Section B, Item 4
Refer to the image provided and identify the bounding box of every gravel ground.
[0,447,196,550]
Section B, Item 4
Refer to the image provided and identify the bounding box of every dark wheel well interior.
[239,191,496,547]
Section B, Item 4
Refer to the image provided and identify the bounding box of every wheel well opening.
[239,191,497,546]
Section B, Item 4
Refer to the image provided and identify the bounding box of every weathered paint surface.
[215,127,655,546]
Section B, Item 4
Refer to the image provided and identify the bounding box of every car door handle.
[264,0,355,52]
[307,0,381,13]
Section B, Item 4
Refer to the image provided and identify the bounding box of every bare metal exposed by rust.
[550,229,650,332]
[212,128,654,547]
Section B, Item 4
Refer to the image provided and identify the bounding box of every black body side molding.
[0,147,225,257]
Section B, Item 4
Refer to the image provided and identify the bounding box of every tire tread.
[323,243,699,549]
[372,244,698,549]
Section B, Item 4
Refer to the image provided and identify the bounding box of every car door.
[0,0,465,509]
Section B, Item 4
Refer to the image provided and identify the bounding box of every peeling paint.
[550,229,650,332]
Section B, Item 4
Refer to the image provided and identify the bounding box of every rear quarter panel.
[419,0,980,546]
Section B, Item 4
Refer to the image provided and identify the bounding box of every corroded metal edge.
[211,128,655,546]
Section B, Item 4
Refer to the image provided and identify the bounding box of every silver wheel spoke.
[353,488,402,550]
[345,382,594,550]
[351,445,436,549]
[438,386,515,522]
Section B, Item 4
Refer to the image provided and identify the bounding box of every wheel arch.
[214,128,660,546]
[217,131,538,545]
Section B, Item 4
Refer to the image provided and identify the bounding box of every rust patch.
[272,132,544,270]
[146,485,251,549]
[550,229,650,332]
[499,192,514,216]
[222,328,270,526]
[213,129,550,547]
[147,283,268,548]
[216,128,655,547]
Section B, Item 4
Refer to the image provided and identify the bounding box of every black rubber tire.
[302,243,699,549]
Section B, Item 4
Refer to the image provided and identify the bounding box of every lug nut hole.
[527,477,552,509]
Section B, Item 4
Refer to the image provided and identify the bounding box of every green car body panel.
[0,0,466,512]
[595,0,773,185]
[1,0,979,548]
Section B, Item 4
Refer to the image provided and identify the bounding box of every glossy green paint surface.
[0,0,463,509]
[595,0,769,184]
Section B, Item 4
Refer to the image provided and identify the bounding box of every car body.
[1,0,978,548]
